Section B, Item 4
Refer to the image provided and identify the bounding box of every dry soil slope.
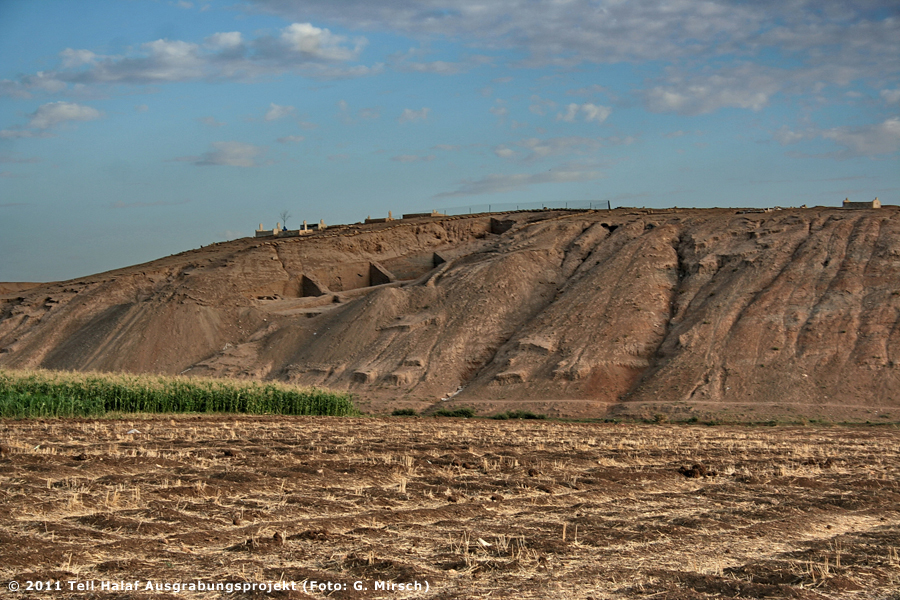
[0,283,43,295]
[1,207,898,420]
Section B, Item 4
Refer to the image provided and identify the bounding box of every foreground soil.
[3,207,900,421]
[1,416,898,599]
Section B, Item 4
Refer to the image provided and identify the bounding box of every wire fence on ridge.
[433,199,612,216]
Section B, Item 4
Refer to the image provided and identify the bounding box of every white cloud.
[490,99,508,119]
[0,71,66,98]
[60,48,99,68]
[0,129,51,139]
[0,80,27,99]
[529,95,556,116]
[517,136,603,161]
[520,139,553,159]
[605,135,636,146]
[645,66,780,115]
[175,141,266,167]
[197,116,225,127]
[300,62,384,80]
[435,167,603,198]
[279,22,363,61]
[335,100,380,123]
[247,0,757,65]
[246,0,899,92]
[557,103,610,123]
[357,107,380,120]
[772,117,900,157]
[398,107,430,123]
[432,144,460,151]
[581,103,611,123]
[264,103,295,121]
[402,60,461,75]
[490,135,631,163]
[59,39,206,84]
[396,55,492,75]
[0,22,371,95]
[773,126,807,145]
[5,2,897,105]
[205,32,243,49]
[881,89,900,104]
[557,104,578,123]
[277,135,304,143]
[388,46,491,75]
[567,84,608,96]
[822,117,900,156]
[391,154,435,162]
[137,39,206,81]
[29,101,102,129]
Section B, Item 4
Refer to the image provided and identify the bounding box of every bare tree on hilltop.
[279,209,291,230]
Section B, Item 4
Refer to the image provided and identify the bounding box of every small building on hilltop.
[255,223,276,237]
[365,211,395,224]
[255,220,324,237]
[843,197,881,209]
[402,209,447,219]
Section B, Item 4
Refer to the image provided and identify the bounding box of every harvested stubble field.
[1,417,899,599]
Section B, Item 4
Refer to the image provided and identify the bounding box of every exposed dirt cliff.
[2,207,899,421]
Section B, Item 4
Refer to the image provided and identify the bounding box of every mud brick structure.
[843,197,881,209]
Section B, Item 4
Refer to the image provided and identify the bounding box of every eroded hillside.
[2,207,899,420]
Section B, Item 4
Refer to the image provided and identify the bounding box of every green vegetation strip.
[0,369,358,418]
[490,410,547,420]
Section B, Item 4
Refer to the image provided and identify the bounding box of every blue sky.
[1,0,898,282]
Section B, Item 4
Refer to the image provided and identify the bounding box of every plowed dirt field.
[1,417,898,599]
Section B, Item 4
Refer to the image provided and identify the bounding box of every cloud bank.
[0,21,372,97]
[174,141,267,167]
[435,167,603,198]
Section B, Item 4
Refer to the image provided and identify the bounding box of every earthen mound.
[3,207,900,420]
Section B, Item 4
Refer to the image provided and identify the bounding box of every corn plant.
[0,369,358,418]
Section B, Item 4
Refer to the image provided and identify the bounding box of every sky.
[1,0,898,282]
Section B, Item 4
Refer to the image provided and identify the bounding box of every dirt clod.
[678,463,716,478]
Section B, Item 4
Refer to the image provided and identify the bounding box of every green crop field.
[0,369,358,418]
